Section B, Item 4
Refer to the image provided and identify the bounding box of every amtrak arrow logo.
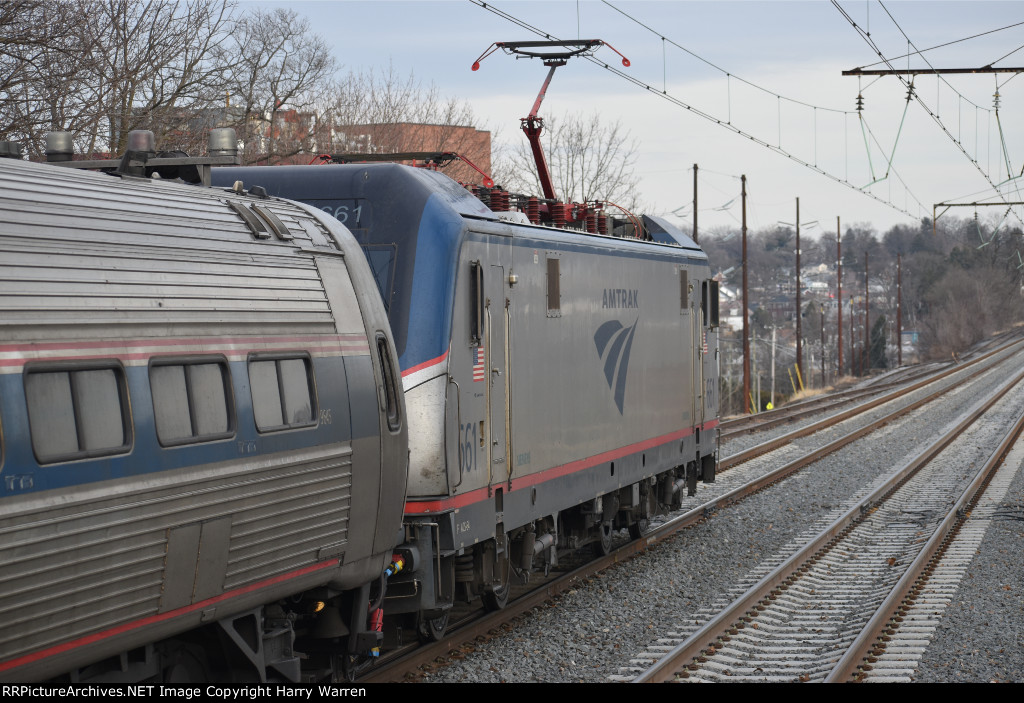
[593,317,639,414]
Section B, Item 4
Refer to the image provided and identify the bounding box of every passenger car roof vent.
[226,200,271,240]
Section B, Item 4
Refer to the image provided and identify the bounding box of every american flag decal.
[472,345,485,382]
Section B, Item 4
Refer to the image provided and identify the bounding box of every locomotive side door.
[679,266,694,428]
[696,279,708,429]
[486,257,509,492]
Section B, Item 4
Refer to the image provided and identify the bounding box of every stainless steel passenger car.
[0,158,408,681]
[213,163,719,640]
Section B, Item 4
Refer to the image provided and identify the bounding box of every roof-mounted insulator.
[209,128,237,158]
[0,141,23,159]
[45,131,74,162]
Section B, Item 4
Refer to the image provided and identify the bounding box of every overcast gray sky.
[261,0,1024,237]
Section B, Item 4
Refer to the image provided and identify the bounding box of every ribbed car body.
[0,159,408,682]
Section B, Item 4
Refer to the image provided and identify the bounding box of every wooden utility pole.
[795,198,802,382]
[863,252,869,374]
[897,253,903,367]
[820,303,826,387]
[742,175,750,413]
[851,302,858,376]
[836,217,843,377]
[693,164,699,243]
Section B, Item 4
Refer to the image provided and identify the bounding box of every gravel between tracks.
[912,436,1024,683]
[419,350,1024,683]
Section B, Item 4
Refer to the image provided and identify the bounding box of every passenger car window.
[150,360,233,445]
[248,356,316,432]
[25,365,131,463]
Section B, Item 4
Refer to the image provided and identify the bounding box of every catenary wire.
[469,0,922,219]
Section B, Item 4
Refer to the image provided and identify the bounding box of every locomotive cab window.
[248,355,316,432]
[469,260,483,344]
[24,363,131,464]
[362,244,398,317]
[709,280,720,328]
[680,269,689,311]
[150,358,234,446]
[701,280,720,329]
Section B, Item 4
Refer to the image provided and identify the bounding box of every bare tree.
[0,1,100,155]
[319,64,490,182]
[216,6,336,164]
[3,2,483,173]
[88,0,236,154]
[2,0,236,157]
[495,110,641,208]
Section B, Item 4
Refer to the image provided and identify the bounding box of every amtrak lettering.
[602,288,639,308]
[593,317,639,414]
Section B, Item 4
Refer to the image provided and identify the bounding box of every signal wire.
[601,0,853,115]
[832,0,1024,228]
[469,0,922,219]
[856,20,1024,72]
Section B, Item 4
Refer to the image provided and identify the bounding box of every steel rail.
[720,339,1022,470]
[825,397,1024,682]
[361,339,1023,682]
[719,364,946,438]
[721,328,1019,438]
[722,380,915,439]
[633,365,1024,683]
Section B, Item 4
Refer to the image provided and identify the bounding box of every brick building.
[330,122,491,185]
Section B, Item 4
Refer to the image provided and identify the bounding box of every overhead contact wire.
[832,0,1024,228]
[469,0,920,218]
[601,0,853,115]
[856,20,1024,71]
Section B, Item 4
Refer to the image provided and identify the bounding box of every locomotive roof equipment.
[472,39,630,203]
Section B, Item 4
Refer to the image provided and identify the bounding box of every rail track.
[719,326,1020,441]
[358,334,1024,683]
[628,364,1024,682]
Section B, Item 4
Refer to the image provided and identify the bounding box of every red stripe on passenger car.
[404,419,720,514]
[0,334,367,352]
[0,559,339,674]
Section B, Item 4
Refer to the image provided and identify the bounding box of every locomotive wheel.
[628,518,649,540]
[161,642,210,682]
[417,612,449,642]
[482,554,511,611]
[592,520,614,557]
